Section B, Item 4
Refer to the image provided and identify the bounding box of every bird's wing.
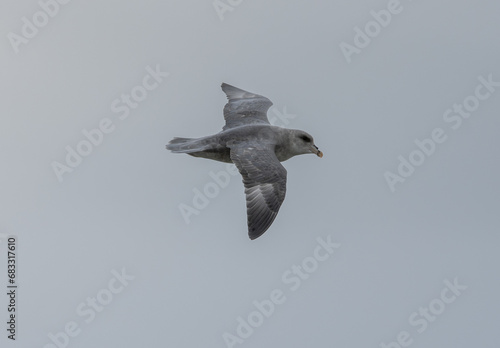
[229,142,287,239]
[221,83,273,131]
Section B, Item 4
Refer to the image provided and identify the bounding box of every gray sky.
[1,0,499,347]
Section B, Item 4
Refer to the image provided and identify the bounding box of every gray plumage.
[166,83,323,240]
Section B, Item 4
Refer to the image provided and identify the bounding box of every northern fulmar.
[166,83,323,240]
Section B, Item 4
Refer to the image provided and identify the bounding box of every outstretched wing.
[229,142,287,240]
[221,83,273,131]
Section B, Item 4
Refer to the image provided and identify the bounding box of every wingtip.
[248,228,267,240]
[221,82,231,90]
[221,82,236,92]
[221,82,231,96]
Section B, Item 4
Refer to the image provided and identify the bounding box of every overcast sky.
[1,0,499,347]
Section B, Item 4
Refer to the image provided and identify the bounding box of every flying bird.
[166,83,323,240]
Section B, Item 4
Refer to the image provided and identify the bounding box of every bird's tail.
[166,137,207,153]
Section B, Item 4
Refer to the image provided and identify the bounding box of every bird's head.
[290,130,323,158]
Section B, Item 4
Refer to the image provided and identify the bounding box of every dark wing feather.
[221,83,273,131]
[229,143,287,239]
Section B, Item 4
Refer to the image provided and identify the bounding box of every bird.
[166,83,323,240]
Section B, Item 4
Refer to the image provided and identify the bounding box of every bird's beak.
[312,145,323,158]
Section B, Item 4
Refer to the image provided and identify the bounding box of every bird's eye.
[300,135,311,143]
